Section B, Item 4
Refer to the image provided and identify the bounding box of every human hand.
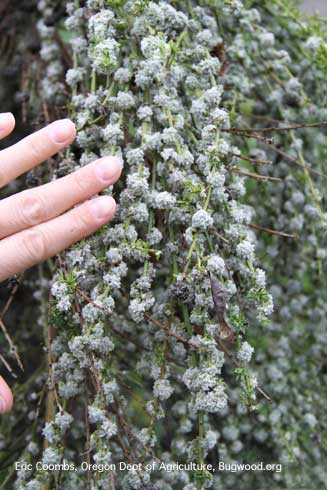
[0,113,122,413]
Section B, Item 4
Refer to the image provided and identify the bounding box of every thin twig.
[265,142,327,179]
[35,383,47,419]
[0,353,17,378]
[230,152,272,165]
[248,223,297,239]
[109,472,116,490]
[222,129,274,144]
[225,121,327,133]
[89,353,102,394]
[54,31,73,68]
[77,288,105,311]
[231,168,281,182]
[244,114,285,125]
[113,410,145,484]
[36,65,50,124]
[114,401,161,464]
[0,318,24,371]
[213,230,230,244]
[144,313,206,351]
[0,273,23,321]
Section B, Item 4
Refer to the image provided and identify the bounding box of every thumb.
[0,376,14,413]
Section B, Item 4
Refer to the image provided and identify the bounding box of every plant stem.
[91,68,97,94]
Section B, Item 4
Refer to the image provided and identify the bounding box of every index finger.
[0,113,16,141]
[0,119,76,189]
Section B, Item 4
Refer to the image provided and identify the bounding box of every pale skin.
[0,113,122,414]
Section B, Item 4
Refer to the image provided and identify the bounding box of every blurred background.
[302,0,327,15]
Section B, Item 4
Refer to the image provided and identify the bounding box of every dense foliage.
[0,1,326,489]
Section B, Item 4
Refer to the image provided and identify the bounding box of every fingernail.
[89,196,116,220]
[0,112,14,130]
[48,119,76,144]
[95,157,123,183]
[0,397,7,413]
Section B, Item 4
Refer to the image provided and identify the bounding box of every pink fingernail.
[0,397,7,413]
[95,157,123,183]
[0,112,14,130]
[89,196,116,220]
[48,119,76,144]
